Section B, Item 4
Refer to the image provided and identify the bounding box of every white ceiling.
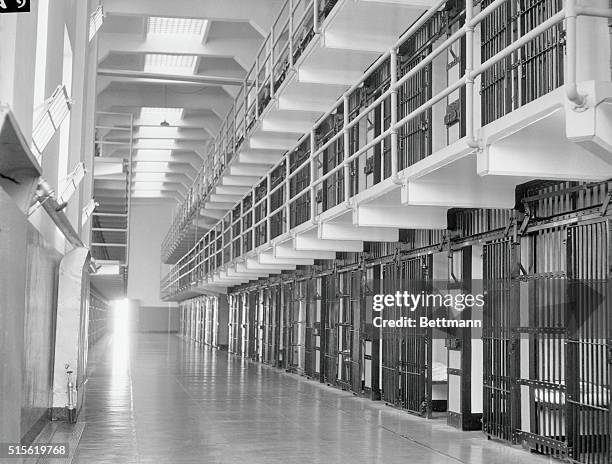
[95,0,284,201]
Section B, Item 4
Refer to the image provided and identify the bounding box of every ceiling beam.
[102,0,284,35]
[97,85,233,119]
[98,34,260,70]
[96,113,222,134]
[98,69,247,87]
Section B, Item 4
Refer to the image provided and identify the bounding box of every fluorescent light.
[147,17,208,36]
[32,85,71,158]
[144,54,196,75]
[89,5,104,42]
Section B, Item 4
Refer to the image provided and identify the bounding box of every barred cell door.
[228,295,240,354]
[399,255,433,416]
[247,291,258,360]
[397,11,445,169]
[281,282,294,370]
[321,118,344,211]
[262,288,273,364]
[349,269,363,394]
[482,237,517,442]
[516,225,569,457]
[480,0,565,125]
[256,290,264,362]
[566,220,610,464]
[322,273,339,384]
[211,299,218,348]
[304,278,317,378]
[240,293,249,356]
[289,280,307,374]
[337,271,359,391]
[314,277,323,380]
[271,285,282,366]
[381,255,432,415]
[380,260,400,404]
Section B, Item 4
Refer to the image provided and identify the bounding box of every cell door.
[256,289,265,363]
[247,291,258,360]
[281,282,294,370]
[288,280,307,374]
[271,285,282,366]
[446,246,483,431]
[228,295,239,354]
[566,220,610,464]
[337,271,354,390]
[262,287,274,364]
[211,298,218,348]
[380,255,432,415]
[380,260,400,404]
[480,0,565,125]
[482,237,517,442]
[322,273,339,384]
[349,270,363,394]
[304,278,318,378]
[397,11,445,169]
[240,293,249,357]
[515,225,569,457]
[398,255,433,416]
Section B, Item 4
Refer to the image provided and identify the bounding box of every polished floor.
[74,333,552,464]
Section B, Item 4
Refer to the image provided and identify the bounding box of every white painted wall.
[0,0,99,254]
[127,200,177,307]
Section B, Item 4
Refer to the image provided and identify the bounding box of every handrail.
[161,0,607,297]
[162,0,321,261]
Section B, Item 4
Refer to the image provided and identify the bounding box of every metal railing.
[161,0,612,298]
[162,0,340,262]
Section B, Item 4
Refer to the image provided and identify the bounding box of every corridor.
[74,334,550,464]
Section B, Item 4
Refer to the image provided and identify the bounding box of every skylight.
[144,54,197,75]
[139,108,183,125]
[147,17,208,37]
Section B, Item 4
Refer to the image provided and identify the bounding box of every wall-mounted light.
[89,5,104,42]
[31,85,72,159]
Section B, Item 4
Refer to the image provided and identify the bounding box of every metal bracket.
[518,211,531,236]
[600,191,612,217]
[503,216,515,238]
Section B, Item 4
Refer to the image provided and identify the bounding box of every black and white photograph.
[0,0,611,462]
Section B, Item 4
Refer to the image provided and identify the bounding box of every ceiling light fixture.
[160,85,170,127]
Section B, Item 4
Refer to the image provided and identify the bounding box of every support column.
[51,247,91,421]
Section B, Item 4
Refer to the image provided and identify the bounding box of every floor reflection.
[74,334,551,464]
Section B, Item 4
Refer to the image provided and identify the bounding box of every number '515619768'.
[1,443,68,458]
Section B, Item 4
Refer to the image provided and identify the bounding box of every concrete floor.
[74,333,553,464]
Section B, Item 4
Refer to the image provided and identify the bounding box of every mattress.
[534,381,609,407]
